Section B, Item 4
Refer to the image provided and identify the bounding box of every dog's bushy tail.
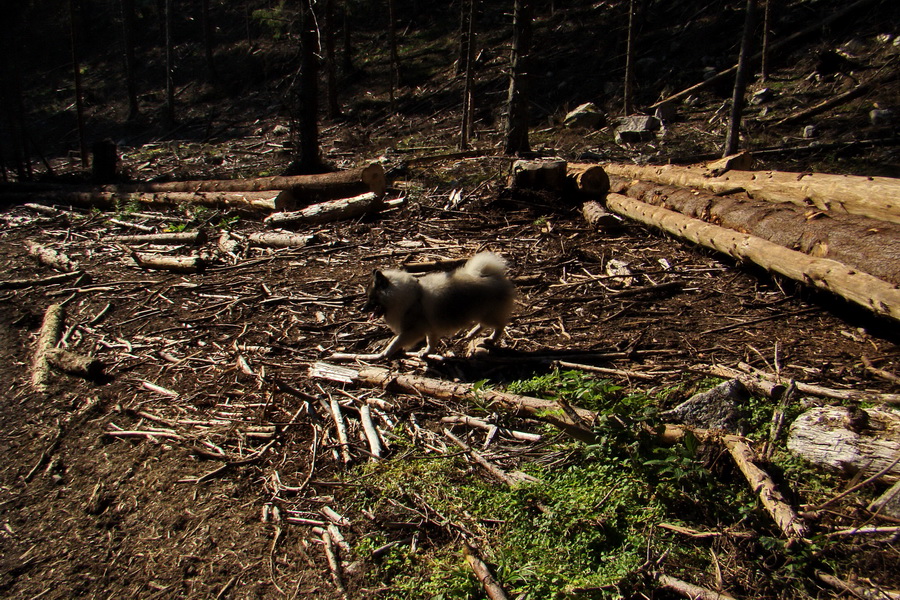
[464,252,508,278]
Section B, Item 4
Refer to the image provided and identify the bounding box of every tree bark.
[567,163,611,197]
[788,406,900,481]
[120,0,140,119]
[295,0,321,172]
[323,0,341,119]
[623,0,636,115]
[609,176,900,285]
[459,0,476,150]
[264,192,384,226]
[723,0,757,157]
[604,192,900,322]
[602,162,900,225]
[69,0,89,168]
[32,304,65,392]
[163,0,176,127]
[504,0,532,156]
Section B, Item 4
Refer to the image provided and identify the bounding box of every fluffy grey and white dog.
[338,252,516,360]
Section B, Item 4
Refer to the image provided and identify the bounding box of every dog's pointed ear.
[372,269,389,287]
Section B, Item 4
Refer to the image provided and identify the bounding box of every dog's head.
[363,269,391,317]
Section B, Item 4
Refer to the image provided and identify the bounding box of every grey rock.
[750,87,774,105]
[564,103,606,129]
[660,379,750,434]
[802,125,817,138]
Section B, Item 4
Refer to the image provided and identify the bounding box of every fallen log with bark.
[0,163,387,213]
[264,192,384,227]
[602,162,900,225]
[608,176,900,285]
[603,192,900,322]
[787,406,900,481]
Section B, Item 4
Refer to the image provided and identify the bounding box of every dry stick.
[692,363,785,399]
[816,571,900,600]
[0,271,83,290]
[328,396,353,466]
[862,356,900,385]
[811,453,900,512]
[321,530,349,599]
[441,415,542,442]
[656,573,739,600]
[31,304,65,392]
[109,230,208,245]
[128,250,206,274]
[444,429,519,486]
[312,362,598,443]
[358,404,384,458]
[263,191,383,227]
[825,525,900,538]
[463,543,510,600]
[736,361,900,405]
[721,433,807,539]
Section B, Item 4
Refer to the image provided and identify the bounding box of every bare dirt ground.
[1,145,899,598]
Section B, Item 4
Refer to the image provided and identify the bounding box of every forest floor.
[2,1,900,598]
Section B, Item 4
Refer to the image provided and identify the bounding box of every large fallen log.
[5,191,282,214]
[788,406,900,481]
[603,163,900,225]
[263,192,384,227]
[609,176,900,285]
[604,193,900,322]
[0,163,386,211]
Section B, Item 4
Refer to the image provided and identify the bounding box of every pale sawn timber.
[603,162,900,225]
[609,176,900,285]
[787,406,900,481]
[264,192,383,227]
[604,193,900,322]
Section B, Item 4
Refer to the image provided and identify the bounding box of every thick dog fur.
[362,252,516,358]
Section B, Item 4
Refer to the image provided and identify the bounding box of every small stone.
[564,103,605,129]
[870,108,895,126]
[802,125,817,138]
[660,379,750,434]
[750,87,774,105]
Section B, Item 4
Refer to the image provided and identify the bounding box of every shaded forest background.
[1,0,898,182]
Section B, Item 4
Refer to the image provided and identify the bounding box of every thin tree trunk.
[623,0,635,115]
[388,0,399,111]
[69,0,89,168]
[456,0,470,75]
[163,0,176,127]
[295,0,321,172]
[504,0,533,156]
[324,0,341,118]
[459,0,476,149]
[341,6,353,74]
[760,0,772,81]
[200,0,217,82]
[723,0,757,157]
[120,0,139,119]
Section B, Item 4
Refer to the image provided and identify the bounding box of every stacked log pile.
[567,159,900,323]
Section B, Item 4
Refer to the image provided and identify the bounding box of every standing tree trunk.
[504,0,533,156]
[0,4,31,180]
[324,0,341,119]
[456,0,471,75]
[459,0,476,149]
[120,0,140,119]
[723,0,757,157]
[760,0,772,82]
[623,0,636,115]
[200,0,217,82]
[163,0,176,127]
[69,0,89,168]
[341,5,354,75]
[387,0,399,112]
[294,0,321,173]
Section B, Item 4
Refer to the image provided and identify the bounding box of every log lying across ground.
[604,192,900,322]
[0,163,387,213]
[788,406,900,481]
[609,176,900,285]
[603,162,900,225]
